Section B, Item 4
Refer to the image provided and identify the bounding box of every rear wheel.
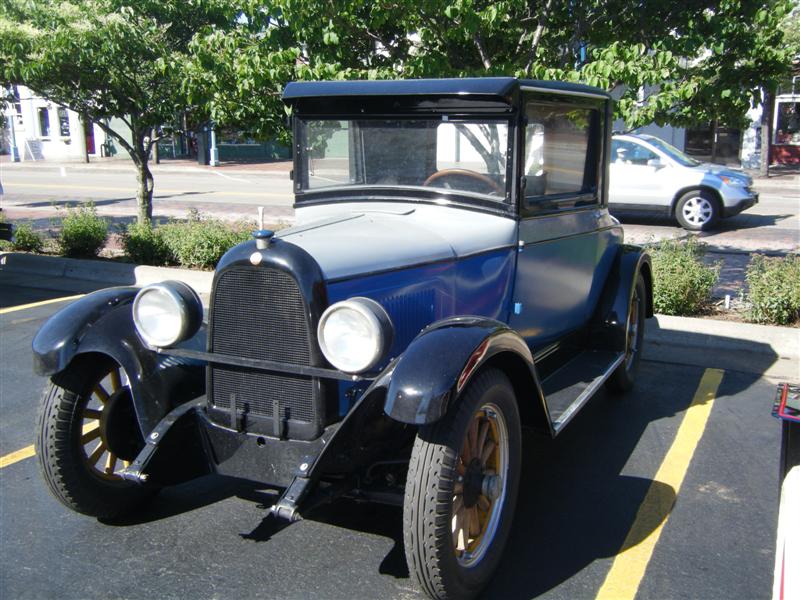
[35,355,154,519]
[403,368,521,599]
[606,273,646,393]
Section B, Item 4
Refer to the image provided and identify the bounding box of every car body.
[608,133,759,230]
[32,78,653,600]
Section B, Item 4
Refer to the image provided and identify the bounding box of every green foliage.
[58,203,108,258]
[158,211,252,269]
[745,254,800,325]
[650,238,719,316]
[184,0,796,136]
[0,239,12,251]
[11,222,44,253]
[122,221,172,266]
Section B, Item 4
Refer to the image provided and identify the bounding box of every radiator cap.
[252,229,275,250]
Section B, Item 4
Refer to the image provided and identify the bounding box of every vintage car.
[33,78,653,600]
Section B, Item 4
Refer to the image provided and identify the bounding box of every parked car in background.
[32,78,653,600]
[608,133,759,230]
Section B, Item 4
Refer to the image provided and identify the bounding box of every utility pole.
[8,110,20,162]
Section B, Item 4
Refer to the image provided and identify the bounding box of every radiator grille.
[209,266,317,425]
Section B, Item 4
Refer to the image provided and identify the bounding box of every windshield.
[298,118,510,202]
[643,136,701,167]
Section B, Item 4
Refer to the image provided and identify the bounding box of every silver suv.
[609,133,758,230]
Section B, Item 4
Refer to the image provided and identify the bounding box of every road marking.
[0,294,85,315]
[212,170,253,184]
[0,445,35,469]
[595,368,724,600]
[4,182,287,198]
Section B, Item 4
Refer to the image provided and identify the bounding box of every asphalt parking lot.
[0,282,784,600]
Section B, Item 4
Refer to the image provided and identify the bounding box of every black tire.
[35,355,154,519]
[606,273,646,393]
[675,190,720,231]
[403,368,521,600]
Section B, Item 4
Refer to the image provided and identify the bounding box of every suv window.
[524,103,600,202]
[611,139,658,165]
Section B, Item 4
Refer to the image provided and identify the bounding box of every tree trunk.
[134,156,154,225]
[759,89,774,177]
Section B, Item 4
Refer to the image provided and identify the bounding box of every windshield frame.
[292,113,517,215]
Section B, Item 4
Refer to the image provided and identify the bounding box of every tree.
[191,0,795,141]
[0,0,234,224]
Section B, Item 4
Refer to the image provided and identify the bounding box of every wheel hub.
[99,388,142,462]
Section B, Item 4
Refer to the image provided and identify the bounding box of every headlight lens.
[318,298,394,373]
[720,175,747,187]
[132,281,203,347]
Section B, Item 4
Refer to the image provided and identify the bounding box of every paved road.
[0,282,783,600]
[1,163,797,252]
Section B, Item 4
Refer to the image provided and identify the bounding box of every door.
[608,138,666,207]
[510,94,621,347]
[84,120,95,155]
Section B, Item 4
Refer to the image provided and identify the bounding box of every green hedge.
[745,254,800,325]
[123,211,254,269]
[58,203,108,258]
[650,237,719,316]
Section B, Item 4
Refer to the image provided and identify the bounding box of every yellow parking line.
[595,368,724,600]
[0,445,35,469]
[0,294,84,315]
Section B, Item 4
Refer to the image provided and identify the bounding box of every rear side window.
[523,103,601,203]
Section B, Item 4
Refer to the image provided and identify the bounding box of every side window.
[611,140,657,165]
[38,107,51,138]
[524,103,600,204]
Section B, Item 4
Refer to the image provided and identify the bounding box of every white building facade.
[3,85,117,161]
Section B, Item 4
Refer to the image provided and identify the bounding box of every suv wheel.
[675,190,719,230]
[403,368,521,599]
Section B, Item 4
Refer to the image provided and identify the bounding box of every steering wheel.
[423,168,503,195]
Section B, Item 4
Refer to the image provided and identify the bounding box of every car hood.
[690,163,752,185]
[278,202,517,281]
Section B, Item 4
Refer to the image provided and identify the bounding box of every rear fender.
[590,245,653,352]
[32,287,205,435]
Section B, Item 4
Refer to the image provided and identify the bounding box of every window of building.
[57,107,70,137]
[38,107,51,138]
[774,101,800,146]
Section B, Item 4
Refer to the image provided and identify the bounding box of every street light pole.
[8,109,20,162]
[209,123,219,167]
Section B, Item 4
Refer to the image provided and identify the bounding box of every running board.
[540,350,625,435]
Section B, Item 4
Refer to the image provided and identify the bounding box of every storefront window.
[774,101,800,146]
[57,107,70,137]
[38,107,50,138]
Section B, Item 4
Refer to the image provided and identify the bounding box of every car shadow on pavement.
[613,211,792,231]
[483,354,773,599]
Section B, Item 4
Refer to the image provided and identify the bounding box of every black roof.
[282,77,610,103]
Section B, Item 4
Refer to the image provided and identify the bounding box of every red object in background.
[770,144,800,165]
[84,120,95,154]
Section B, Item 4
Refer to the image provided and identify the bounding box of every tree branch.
[474,33,492,70]
[525,0,553,73]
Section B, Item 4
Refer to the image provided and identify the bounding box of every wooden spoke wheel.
[36,355,154,519]
[403,368,521,600]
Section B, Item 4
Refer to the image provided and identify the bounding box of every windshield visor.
[297,118,510,202]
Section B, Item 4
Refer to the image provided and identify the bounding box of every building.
[2,85,129,161]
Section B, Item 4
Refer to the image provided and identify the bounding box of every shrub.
[744,254,800,325]
[123,222,172,266]
[58,203,108,258]
[12,222,44,253]
[0,239,11,251]
[159,213,252,269]
[650,237,719,316]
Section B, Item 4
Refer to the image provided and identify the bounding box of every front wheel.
[675,190,719,230]
[403,368,521,600]
[35,355,155,519]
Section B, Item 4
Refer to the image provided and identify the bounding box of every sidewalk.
[1,251,798,381]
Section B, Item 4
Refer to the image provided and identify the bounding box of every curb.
[2,252,798,378]
[0,252,213,294]
[0,160,291,177]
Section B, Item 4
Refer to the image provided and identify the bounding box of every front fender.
[32,287,205,435]
[591,244,653,351]
[383,316,542,425]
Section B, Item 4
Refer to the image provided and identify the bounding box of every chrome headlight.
[317,297,394,374]
[132,281,203,347]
